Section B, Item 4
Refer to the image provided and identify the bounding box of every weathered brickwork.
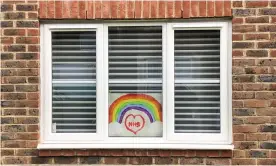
[1,0,276,165]
[232,0,276,165]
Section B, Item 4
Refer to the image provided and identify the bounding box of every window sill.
[38,143,234,150]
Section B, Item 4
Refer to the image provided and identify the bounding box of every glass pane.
[174,30,221,133]
[108,26,163,137]
[52,31,96,133]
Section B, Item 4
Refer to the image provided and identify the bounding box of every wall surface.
[1,0,276,165]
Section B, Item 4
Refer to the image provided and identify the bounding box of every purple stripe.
[118,106,154,123]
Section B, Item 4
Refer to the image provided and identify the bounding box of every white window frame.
[40,24,104,143]
[167,22,232,144]
[39,21,233,150]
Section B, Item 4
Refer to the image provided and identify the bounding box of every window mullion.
[166,23,176,140]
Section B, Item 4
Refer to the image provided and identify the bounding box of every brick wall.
[1,0,276,165]
[232,0,276,165]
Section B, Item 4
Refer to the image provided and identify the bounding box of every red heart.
[124,114,145,135]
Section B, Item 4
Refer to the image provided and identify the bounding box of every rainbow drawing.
[109,94,162,123]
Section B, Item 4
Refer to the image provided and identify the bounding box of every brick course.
[1,0,276,165]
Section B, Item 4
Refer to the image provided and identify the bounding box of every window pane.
[108,26,163,137]
[174,30,221,133]
[52,31,96,133]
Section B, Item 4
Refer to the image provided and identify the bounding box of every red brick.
[2,157,28,164]
[79,1,86,19]
[207,0,214,17]
[234,141,258,150]
[234,133,246,141]
[118,0,126,19]
[224,0,231,16]
[110,1,118,19]
[39,1,47,18]
[182,0,190,18]
[158,150,171,157]
[272,134,276,140]
[259,25,276,32]
[147,150,159,156]
[47,0,54,18]
[232,50,243,57]
[271,50,276,57]
[103,157,128,164]
[233,42,254,49]
[233,34,243,41]
[233,100,244,108]
[246,50,268,57]
[16,21,38,28]
[50,150,62,156]
[215,0,223,17]
[102,1,110,19]
[3,15,18,22]
[233,25,256,33]
[70,1,79,18]
[16,37,38,44]
[233,83,243,91]
[195,151,207,157]
[62,1,70,18]
[174,1,182,18]
[27,92,39,100]
[1,149,15,156]
[245,117,270,124]
[61,150,75,156]
[234,150,246,158]
[199,1,207,17]
[127,0,134,18]
[233,1,243,7]
[55,1,62,19]
[76,150,89,156]
[244,83,269,91]
[190,0,199,17]
[272,17,276,23]
[246,1,268,8]
[244,100,269,108]
[206,150,220,157]
[170,150,186,156]
[245,33,269,40]
[233,92,254,99]
[28,12,38,19]
[2,37,14,44]
[258,159,276,165]
[272,1,276,7]
[186,150,196,157]
[27,29,39,36]
[232,17,243,24]
[233,125,258,133]
[135,1,142,18]
[2,77,26,84]
[39,150,51,156]
[15,133,38,141]
[256,108,276,116]
[87,1,94,19]
[4,29,26,36]
[246,16,269,23]
[233,66,245,74]
[233,159,257,165]
[256,92,276,99]
[167,1,174,18]
[5,45,26,52]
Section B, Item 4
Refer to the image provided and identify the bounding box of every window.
[40,22,232,149]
